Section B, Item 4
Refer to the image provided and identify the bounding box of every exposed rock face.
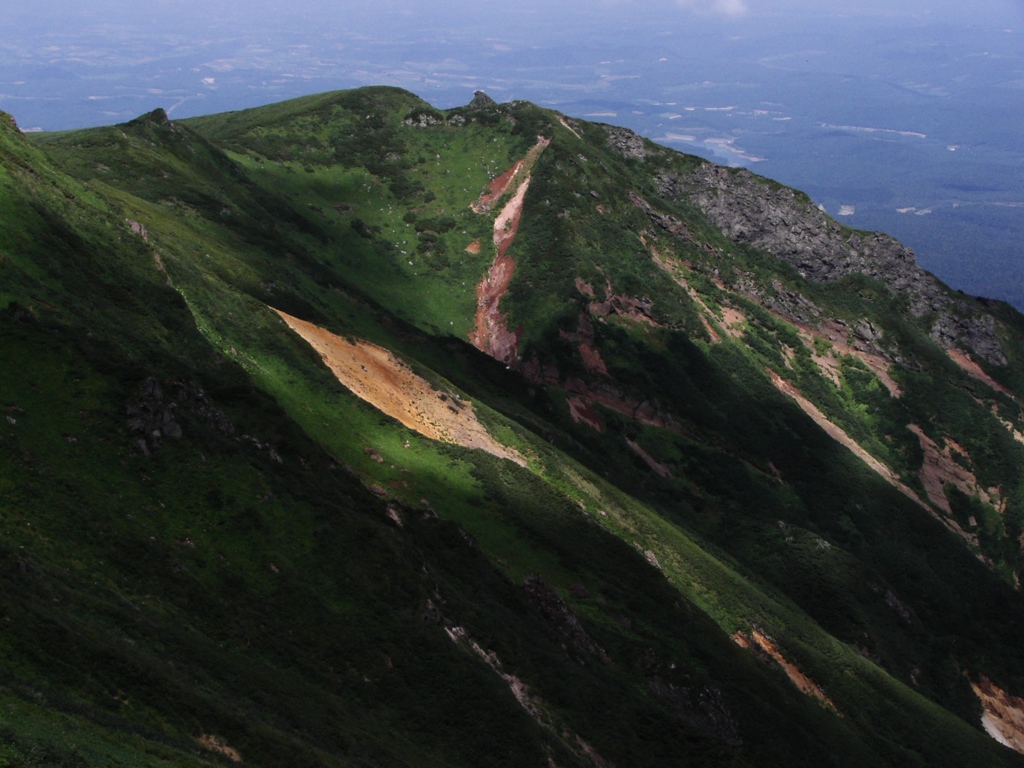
[605,126,648,161]
[126,376,233,454]
[523,575,609,663]
[659,164,1006,366]
[469,90,497,109]
[646,678,741,747]
[403,111,444,128]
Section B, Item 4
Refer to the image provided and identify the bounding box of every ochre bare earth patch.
[272,309,525,466]
[971,675,1024,754]
[465,239,481,254]
[733,630,838,713]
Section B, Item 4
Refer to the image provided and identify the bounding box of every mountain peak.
[469,89,497,109]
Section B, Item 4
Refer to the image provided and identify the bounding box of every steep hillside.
[2,86,1024,766]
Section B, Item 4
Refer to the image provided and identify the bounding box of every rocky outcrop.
[659,164,1006,366]
[127,376,233,455]
[606,126,649,161]
[523,575,609,663]
[646,678,741,746]
[403,111,444,129]
[469,90,497,109]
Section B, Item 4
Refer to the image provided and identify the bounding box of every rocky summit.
[2,86,1024,767]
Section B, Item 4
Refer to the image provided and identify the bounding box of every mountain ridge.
[1,85,1024,766]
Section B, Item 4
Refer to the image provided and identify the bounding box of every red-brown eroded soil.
[471,135,552,214]
[471,160,524,214]
[469,137,551,363]
[949,348,1014,399]
[273,309,524,465]
[907,424,990,515]
[567,396,603,432]
[734,631,838,712]
[469,174,530,362]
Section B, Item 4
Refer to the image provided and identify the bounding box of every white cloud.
[675,0,749,16]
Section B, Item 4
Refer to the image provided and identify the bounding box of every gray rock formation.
[659,164,1006,365]
[469,90,497,109]
[605,126,648,161]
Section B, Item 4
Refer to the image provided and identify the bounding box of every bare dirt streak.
[993,406,1024,445]
[471,135,552,214]
[907,424,990,516]
[780,316,900,397]
[198,735,242,763]
[734,631,838,713]
[445,626,615,768]
[558,116,582,140]
[949,348,1014,399]
[470,152,546,362]
[769,369,984,551]
[625,438,672,478]
[465,240,481,254]
[471,160,523,214]
[649,251,721,341]
[567,396,604,432]
[767,370,923,507]
[468,137,552,362]
[972,675,1024,754]
[272,309,524,466]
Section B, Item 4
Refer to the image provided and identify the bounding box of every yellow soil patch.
[972,675,1024,754]
[734,630,838,712]
[272,309,524,466]
[465,240,481,254]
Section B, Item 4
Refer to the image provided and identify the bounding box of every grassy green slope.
[5,88,1024,767]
